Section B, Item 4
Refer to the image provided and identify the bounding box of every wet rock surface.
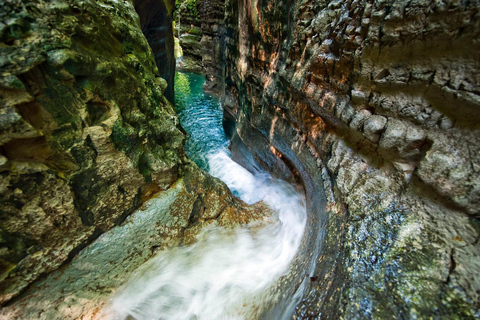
[0,0,177,303]
[223,0,480,318]
[1,0,479,318]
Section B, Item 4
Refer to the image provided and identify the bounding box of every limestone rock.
[0,0,262,311]
[363,114,387,143]
[223,0,480,317]
[0,164,270,319]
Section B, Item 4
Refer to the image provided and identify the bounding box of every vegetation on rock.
[174,0,200,22]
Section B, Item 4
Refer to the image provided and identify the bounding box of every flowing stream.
[102,72,307,319]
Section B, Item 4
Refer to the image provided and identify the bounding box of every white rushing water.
[101,150,307,320]
[101,72,307,319]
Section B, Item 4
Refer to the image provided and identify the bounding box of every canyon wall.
[176,0,226,95]
[175,1,204,72]
[198,0,227,95]
[224,0,480,318]
[0,0,264,316]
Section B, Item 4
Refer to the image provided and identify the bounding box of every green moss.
[188,26,202,35]
[50,123,79,149]
[110,121,140,157]
[7,18,31,40]
[70,168,103,226]
[0,74,25,90]
[0,0,188,304]
[175,0,200,22]
[70,135,97,168]
[138,152,152,181]
[0,259,16,281]
[76,77,94,92]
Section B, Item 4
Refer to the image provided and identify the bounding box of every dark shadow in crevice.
[133,0,176,104]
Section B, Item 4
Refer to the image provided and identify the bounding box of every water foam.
[101,151,306,320]
[101,72,307,319]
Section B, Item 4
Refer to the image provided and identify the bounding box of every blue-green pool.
[174,71,229,172]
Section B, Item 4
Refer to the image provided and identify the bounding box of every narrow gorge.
[0,0,479,319]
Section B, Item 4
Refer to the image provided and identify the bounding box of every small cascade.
[101,72,307,319]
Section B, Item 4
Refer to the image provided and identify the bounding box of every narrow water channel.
[102,72,307,319]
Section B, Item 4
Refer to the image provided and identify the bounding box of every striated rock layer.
[223,0,480,318]
[198,0,226,96]
[175,1,204,73]
[176,0,226,96]
[0,0,266,314]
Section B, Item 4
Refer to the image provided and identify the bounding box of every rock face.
[175,1,204,72]
[0,165,268,319]
[0,0,179,304]
[223,0,480,318]
[176,0,226,96]
[198,0,226,96]
[0,0,265,313]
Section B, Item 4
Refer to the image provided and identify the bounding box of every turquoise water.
[103,72,307,320]
[174,72,229,171]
